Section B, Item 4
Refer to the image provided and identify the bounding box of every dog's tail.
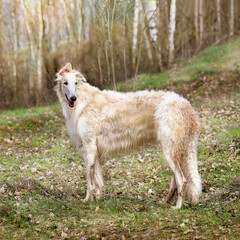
[183,136,202,203]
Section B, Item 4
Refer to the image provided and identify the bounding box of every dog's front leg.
[83,144,97,202]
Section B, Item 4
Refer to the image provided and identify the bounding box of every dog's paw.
[83,195,94,202]
[171,205,181,210]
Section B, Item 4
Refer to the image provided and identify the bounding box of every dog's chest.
[65,114,83,150]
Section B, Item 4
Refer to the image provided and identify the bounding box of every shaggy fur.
[55,63,202,209]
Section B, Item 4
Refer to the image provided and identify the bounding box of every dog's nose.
[70,96,77,101]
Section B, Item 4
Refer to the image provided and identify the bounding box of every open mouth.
[65,94,75,108]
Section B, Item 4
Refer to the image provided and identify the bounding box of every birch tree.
[216,0,221,42]
[21,0,35,91]
[194,0,199,46]
[83,0,91,40]
[0,0,10,65]
[199,0,204,46]
[0,0,3,67]
[50,4,57,49]
[145,1,162,69]
[146,1,158,43]
[168,0,176,66]
[75,0,82,43]
[132,0,140,64]
[36,0,43,95]
[11,0,18,106]
[63,0,74,42]
[144,1,155,64]
[229,0,234,36]
[123,0,128,91]
[89,0,95,25]
[108,0,117,89]
[21,0,44,103]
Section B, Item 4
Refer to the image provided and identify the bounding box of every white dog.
[55,63,202,209]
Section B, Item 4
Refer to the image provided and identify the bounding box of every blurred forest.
[0,0,239,109]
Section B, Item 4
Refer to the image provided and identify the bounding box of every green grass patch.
[118,38,240,91]
[1,40,240,239]
[220,126,240,140]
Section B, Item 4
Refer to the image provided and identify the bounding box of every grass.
[118,38,240,91]
[0,39,240,239]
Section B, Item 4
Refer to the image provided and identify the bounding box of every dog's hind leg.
[161,147,187,209]
[165,174,177,203]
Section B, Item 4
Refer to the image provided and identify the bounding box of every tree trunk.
[50,5,57,49]
[229,0,234,36]
[143,28,153,63]
[76,0,82,43]
[0,0,3,66]
[36,0,43,97]
[123,0,128,91]
[11,0,18,106]
[21,0,36,91]
[63,0,74,42]
[108,0,116,90]
[144,1,154,65]
[168,0,176,66]
[194,0,199,46]
[0,0,10,65]
[83,0,91,40]
[132,0,140,65]
[146,1,158,43]
[199,0,204,46]
[216,0,221,42]
[90,0,95,25]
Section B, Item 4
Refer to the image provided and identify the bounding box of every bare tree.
[11,0,18,106]
[75,0,82,43]
[21,0,36,91]
[123,0,128,91]
[168,0,176,66]
[216,0,221,42]
[0,0,3,66]
[194,0,199,46]
[108,0,117,90]
[21,0,44,103]
[63,0,74,42]
[229,0,234,36]
[146,1,158,43]
[132,0,140,66]
[83,0,91,40]
[36,0,43,96]
[199,0,204,46]
[145,1,162,70]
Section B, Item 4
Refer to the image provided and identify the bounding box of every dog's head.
[55,63,86,108]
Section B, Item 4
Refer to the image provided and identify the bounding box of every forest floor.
[0,40,240,239]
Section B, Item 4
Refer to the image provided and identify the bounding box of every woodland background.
[0,0,239,109]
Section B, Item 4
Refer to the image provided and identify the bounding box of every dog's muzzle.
[65,94,77,108]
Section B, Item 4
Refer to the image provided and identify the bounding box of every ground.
[0,39,240,239]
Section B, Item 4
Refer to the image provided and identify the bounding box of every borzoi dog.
[55,63,202,209]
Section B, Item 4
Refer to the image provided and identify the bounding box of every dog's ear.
[58,63,73,76]
[76,72,87,83]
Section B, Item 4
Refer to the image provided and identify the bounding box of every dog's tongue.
[68,100,75,107]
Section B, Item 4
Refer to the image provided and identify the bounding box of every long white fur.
[55,63,202,209]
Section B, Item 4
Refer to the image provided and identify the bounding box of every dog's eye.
[75,82,78,85]
[64,82,68,85]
